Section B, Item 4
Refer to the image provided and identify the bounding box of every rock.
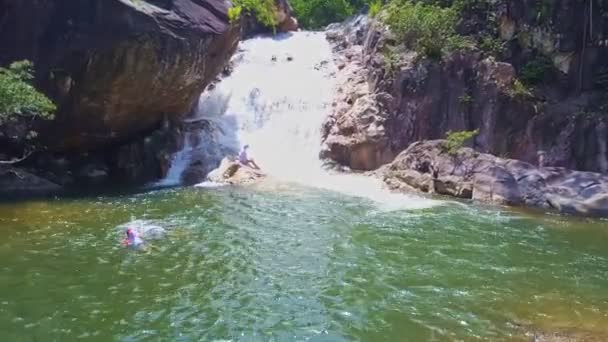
[0,166,63,198]
[275,0,299,32]
[206,157,265,185]
[241,0,298,36]
[325,7,608,174]
[472,164,523,205]
[77,163,109,184]
[279,16,299,32]
[0,0,240,151]
[109,127,178,184]
[326,15,369,48]
[434,175,473,199]
[321,48,394,170]
[382,140,608,217]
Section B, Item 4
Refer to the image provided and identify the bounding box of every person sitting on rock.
[239,144,260,170]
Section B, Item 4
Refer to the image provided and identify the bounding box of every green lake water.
[0,182,607,341]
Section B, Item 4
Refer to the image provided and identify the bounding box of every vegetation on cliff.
[0,61,55,124]
[291,0,376,28]
[442,129,479,155]
[231,0,279,27]
[384,0,464,58]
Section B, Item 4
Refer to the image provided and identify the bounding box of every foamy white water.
[192,31,437,210]
[156,135,193,186]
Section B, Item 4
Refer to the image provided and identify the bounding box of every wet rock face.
[0,0,240,151]
[382,140,608,217]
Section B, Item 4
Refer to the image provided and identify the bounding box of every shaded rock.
[382,140,608,217]
[76,162,109,184]
[279,16,299,32]
[0,0,240,151]
[434,175,473,199]
[0,166,62,198]
[206,157,265,185]
[241,0,298,36]
[472,163,523,205]
[274,0,298,32]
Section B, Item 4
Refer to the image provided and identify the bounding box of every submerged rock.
[382,140,608,217]
[206,157,265,185]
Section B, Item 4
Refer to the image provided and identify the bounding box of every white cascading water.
[156,135,194,186]
[188,31,437,210]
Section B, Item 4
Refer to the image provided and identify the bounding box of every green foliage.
[228,5,243,24]
[520,54,554,85]
[0,60,55,124]
[459,94,472,106]
[445,35,475,52]
[291,0,355,29]
[442,129,479,155]
[369,0,383,17]
[382,45,401,77]
[510,79,533,99]
[384,1,459,59]
[535,0,554,24]
[233,0,278,28]
[479,36,503,57]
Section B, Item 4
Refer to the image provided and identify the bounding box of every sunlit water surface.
[0,184,607,341]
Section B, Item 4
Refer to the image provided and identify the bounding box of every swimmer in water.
[123,227,144,247]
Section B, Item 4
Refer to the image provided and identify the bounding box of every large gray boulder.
[0,0,240,151]
[382,140,608,217]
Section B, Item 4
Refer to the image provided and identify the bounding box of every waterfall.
[201,32,336,180]
[165,31,436,209]
[156,135,194,186]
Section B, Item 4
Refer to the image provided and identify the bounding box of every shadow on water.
[0,182,186,204]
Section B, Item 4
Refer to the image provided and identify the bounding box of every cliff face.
[0,0,240,151]
[322,0,608,174]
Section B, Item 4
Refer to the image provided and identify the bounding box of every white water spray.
[192,31,437,210]
[156,135,194,186]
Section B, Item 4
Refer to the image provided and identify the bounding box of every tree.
[0,60,56,164]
